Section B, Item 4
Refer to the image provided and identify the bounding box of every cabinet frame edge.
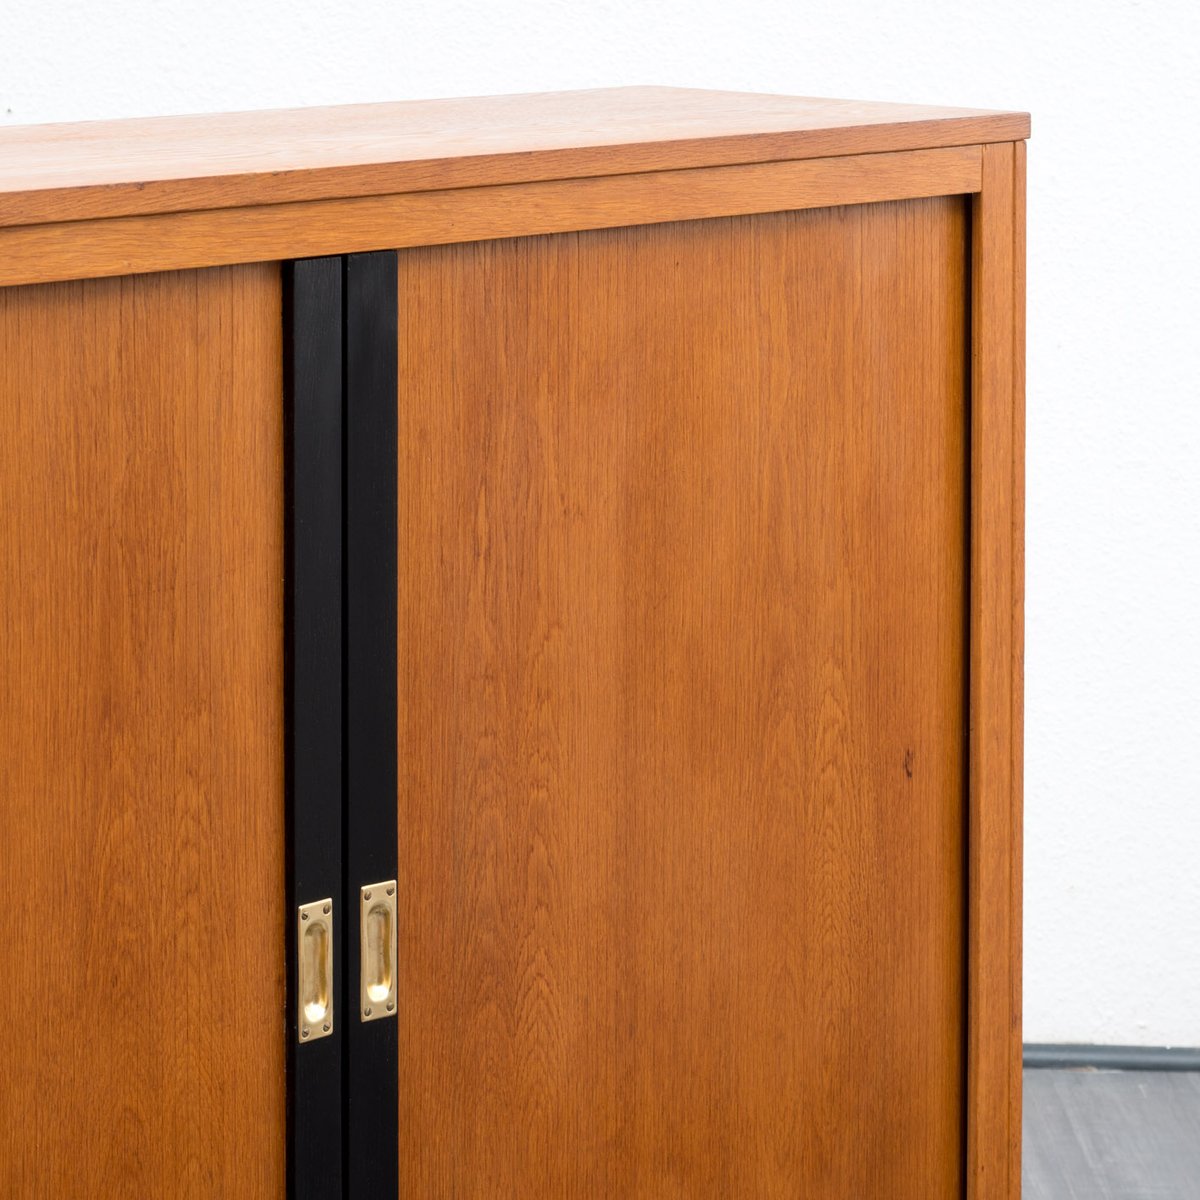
[966,138,1026,1200]
[0,145,982,288]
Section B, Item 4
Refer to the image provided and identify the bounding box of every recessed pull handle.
[360,880,397,1022]
[297,898,334,1043]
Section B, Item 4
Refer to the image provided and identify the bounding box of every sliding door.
[0,266,286,1197]
[394,202,969,1197]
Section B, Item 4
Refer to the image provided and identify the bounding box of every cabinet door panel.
[0,266,286,1198]
[397,200,968,1197]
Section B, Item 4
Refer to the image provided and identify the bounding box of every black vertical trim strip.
[343,250,399,1197]
[285,257,345,1200]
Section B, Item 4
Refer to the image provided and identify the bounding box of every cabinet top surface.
[0,86,1029,229]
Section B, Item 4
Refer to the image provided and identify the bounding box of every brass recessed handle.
[360,881,397,1022]
[298,898,334,1043]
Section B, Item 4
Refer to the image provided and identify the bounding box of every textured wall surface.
[4,0,1198,1048]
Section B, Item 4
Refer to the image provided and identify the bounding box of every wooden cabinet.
[0,87,1027,1199]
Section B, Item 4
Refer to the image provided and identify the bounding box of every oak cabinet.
[0,87,1027,1199]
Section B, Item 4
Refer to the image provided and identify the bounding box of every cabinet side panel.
[0,266,286,1198]
[967,141,1024,1200]
[396,202,969,1197]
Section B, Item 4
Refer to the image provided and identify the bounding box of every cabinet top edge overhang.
[0,85,1030,230]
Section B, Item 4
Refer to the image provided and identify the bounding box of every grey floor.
[1024,1069,1200,1198]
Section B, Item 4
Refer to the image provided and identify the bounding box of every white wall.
[4,0,1199,1048]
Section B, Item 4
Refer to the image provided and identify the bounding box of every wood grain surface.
[0,86,1029,228]
[0,266,286,1198]
[967,140,1026,1200]
[396,200,969,1196]
[0,145,981,289]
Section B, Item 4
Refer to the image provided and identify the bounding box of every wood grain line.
[0,146,981,288]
